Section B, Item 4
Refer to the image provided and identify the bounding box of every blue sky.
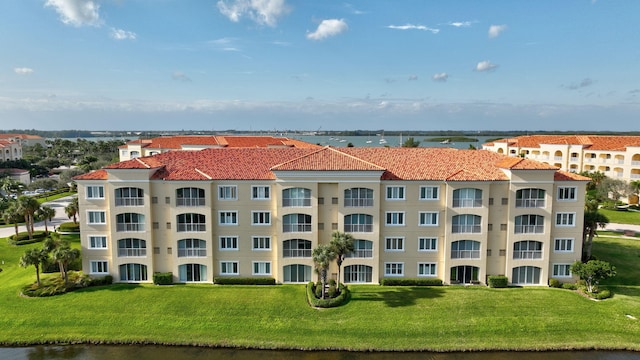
[1,0,639,132]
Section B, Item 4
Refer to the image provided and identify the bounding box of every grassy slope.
[0,235,639,351]
[600,209,640,226]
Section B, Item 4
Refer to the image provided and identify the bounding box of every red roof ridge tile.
[194,168,213,180]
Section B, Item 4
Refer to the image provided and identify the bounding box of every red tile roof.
[485,135,640,151]
[122,135,320,150]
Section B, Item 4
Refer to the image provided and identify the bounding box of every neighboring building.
[0,134,46,148]
[0,168,30,185]
[0,140,22,161]
[118,135,320,161]
[482,135,640,182]
[75,147,588,286]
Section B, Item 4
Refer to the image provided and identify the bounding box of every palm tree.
[37,205,56,234]
[0,177,24,197]
[65,197,79,224]
[401,137,420,148]
[630,180,640,203]
[312,244,336,299]
[329,231,355,285]
[51,240,80,285]
[17,195,40,239]
[2,201,23,238]
[583,210,609,261]
[20,248,49,286]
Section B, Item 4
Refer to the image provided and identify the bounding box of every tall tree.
[0,177,24,197]
[583,210,609,261]
[570,260,616,293]
[65,197,79,224]
[37,205,56,235]
[20,248,49,286]
[312,244,336,299]
[17,195,40,239]
[50,238,80,285]
[2,201,23,238]
[329,231,355,285]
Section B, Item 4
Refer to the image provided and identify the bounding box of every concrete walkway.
[603,222,640,236]
[0,195,76,239]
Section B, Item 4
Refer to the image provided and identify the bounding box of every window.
[516,188,545,208]
[119,263,147,282]
[282,188,311,207]
[218,185,237,200]
[452,214,481,233]
[344,188,374,207]
[418,237,437,251]
[177,239,206,257]
[346,240,373,258]
[386,186,405,200]
[384,262,404,276]
[179,264,207,282]
[418,263,437,277]
[512,266,541,284]
[252,211,271,225]
[344,265,373,283]
[283,264,311,283]
[513,240,542,259]
[558,187,577,201]
[90,261,108,274]
[176,187,205,206]
[514,215,544,234]
[554,238,574,252]
[130,151,140,159]
[420,186,439,200]
[344,214,373,233]
[385,237,404,251]
[553,264,572,277]
[451,240,481,259]
[283,239,311,258]
[453,188,482,208]
[282,214,312,232]
[86,185,104,199]
[252,236,271,250]
[451,266,479,284]
[385,211,405,226]
[219,211,238,225]
[219,236,238,250]
[419,212,439,226]
[220,261,239,275]
[177,213,206,232]
[117,238,146,257]
[556,212,576,226]
[252,185,270,200]
[87,211,106,225]
[114,187,144,206]
[88,235,107,249]
[116,213,145,232]
[253,261,271,275]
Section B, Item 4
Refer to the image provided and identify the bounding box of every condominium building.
[75,146,588,286]
[482,135,640,182]
[0,139,22,162]
[118,135,320,161]
[0,133,46,148]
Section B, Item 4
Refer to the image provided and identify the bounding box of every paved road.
[604,222,640,233]
[0,195,76,239]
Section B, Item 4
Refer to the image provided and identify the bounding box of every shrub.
[314,283,323,298]
[58,222,80,233]
[8,231,48,245]
[380,278,443,286]
[327,285,338,298]
[22,271,91,297]
[488,276,508,288]
[562,283,578,290]
[213,277,276,285]
[589,289,612,300]
[306,282,350,308]
[153,272,173,285]
[89,275,113,287]
[42,256,82,274]
[548,278,561,288]
[328,279,337,287]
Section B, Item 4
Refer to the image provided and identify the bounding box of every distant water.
[289,135,496,149]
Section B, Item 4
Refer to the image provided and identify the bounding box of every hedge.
[488,275,509,288]
[213,277,276,285]
[379,278,443,286]
[153,272,173,285]
[58,222,80,232]
[306,282,350,308]
[8,230,48,245]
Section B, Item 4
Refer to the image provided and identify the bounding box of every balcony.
[513,250,542,259]
[451,250,480,259]
[344,224,373,233]
[344,198,374,207]
[177,224,206,232]
[452,225,482,234]
[514,225,544,234]
[118,248,146,257]
[176,198,205,207]
[115,197,144,207]
[116,223,144,232]
[283,224,312,233]
[346,249,373,258]
[177,248,207,257]
[283,249,312,258]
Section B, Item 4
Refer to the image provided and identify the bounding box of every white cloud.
[387,24,439,34]
[448,21,472,28]
[307,19,348,41]
[110,28,137,40]
[475,61,498,72]
[408,75,418,81]
[432,72,448,82]
[488,24,507,38]
[217,0,290,27]
[172,71,192,82]
[44,0,102,27]
[14,68,34,75]
[563,78,594,90]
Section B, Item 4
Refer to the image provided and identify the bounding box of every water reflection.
[1,346,640,360]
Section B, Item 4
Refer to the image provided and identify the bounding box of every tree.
[402,137,420,148]
[329,231,354,285]
[312,244,336,299]
[570,260,616,293]
[48,234,80,285]
[17,195,40,239]
[2,201,23,238]
[583,209,609,261]
[20,248,49,286]
[37,205,56,234]
[629,180,640,203]
[0,177,24,197]
[597,178,629,204]
[579,170,606,191]
[65,197,79,224]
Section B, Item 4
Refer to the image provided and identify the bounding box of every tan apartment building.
[118,135,320,161]
[0,139,22,162]
[483,135,640,182]
[75,146,588,286]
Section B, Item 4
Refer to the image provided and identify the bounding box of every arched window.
[344,188,373,207]
[516,188,545,208]
[177,213,206,232]
[344,214,373,232]
[451,240,480,259]
[453,188,482,208]
[283,264,311,283]
[513,240,542,259]
[450,266,479,284]
[514,215,544,234]
[282,214,312,232]
[346,240,373,258]
[116,213,145,232]
[178,264,207,282]
[119,263,147,282]
[176,187,205,206]
[451,215,481,233]
[177,239,207,257]
[344,265,373,283]
[117,238,146,257]
[282,188,311,207]
[283,239,312,258]
[512,266,541,284]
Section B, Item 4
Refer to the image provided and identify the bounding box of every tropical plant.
[65,197,79,224]
[19,248,49,286]
[0,177,24,197]
[329,231,355,285]
[37,205,57,234]
[570,260,616,293]
[312,244,336,299]
[48,234,80,285]
[402,137,420,148]
[2,201,23,237]
[583,209,609,261]
[17,195,40,239]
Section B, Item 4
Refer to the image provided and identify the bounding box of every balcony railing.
[344,224,373,233]
[514,225,544,234]
[116,223,144,232]
[554,156,563,161]
[452,199,482,208]
[515,199,545,208]
[176,198,205,207]
[118,248,146,257]
[513,250,542,259]
[283,249,312,258]
[283,198,311,207]
[115,198,144,206]
[178,248,207,257]
[346,249,373,258]
[177,223,206,232]
[283,224,312,233]
[451,250,480,259]
[632,161,640,166]
[344,198,373,207]
[452,225,482,234]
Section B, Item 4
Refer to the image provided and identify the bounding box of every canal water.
[1,346,639,360]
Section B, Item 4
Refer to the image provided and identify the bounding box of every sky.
[1,0,639,132]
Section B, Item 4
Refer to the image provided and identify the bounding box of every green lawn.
[600,208,640,226]
[1,235,639,351]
